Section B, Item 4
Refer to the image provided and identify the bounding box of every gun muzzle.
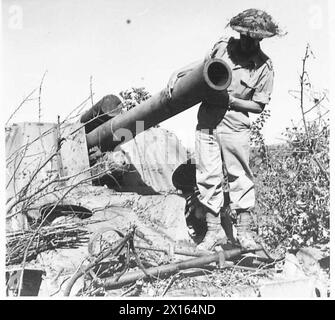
[86,58,232,152]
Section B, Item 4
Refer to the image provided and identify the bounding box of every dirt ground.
[29,186,192,296]
[7,185,327,298]
[5,127,330,298]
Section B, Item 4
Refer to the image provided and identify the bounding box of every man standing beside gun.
[169,9,284,251]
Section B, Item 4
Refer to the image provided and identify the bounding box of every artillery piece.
[82,58,232,152]
[5,58,236,296]
[6,57,232,214]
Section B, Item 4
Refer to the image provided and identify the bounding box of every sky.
[1,0,332,147]
[0,0,334,297]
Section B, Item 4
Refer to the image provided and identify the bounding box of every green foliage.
[249,45,329,251]
[119,87,152,112]
[250,109,271,161]
[251,118,329,250]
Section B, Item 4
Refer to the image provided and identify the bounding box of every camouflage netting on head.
[229,9,285,39]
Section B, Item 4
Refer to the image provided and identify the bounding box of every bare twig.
[6,125,56,164]
[6,88,37,126]
[6,149,60,210]
[299,44,311,144]
[303,93,327,115]
[162,273,180,296]
[90,76,94,107]
[17,172,102,296]
[312,156,329,182]
[38,71,48,122]
[6,140,30,191]
[62,96,92,122]
[7,164,114,220]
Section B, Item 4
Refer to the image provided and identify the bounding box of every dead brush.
[6,221,92,266]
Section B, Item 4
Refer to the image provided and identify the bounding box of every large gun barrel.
[86,58,232,152]
[80,94,122,134]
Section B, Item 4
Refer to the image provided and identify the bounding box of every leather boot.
[236,211,258,250]
[197,211,227,251]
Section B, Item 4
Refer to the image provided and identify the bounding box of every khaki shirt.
[197,37,274,131]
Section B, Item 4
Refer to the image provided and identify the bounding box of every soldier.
[169,9,284,251]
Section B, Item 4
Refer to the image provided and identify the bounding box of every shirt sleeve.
[204,36,230,61]
[252,64,274,105]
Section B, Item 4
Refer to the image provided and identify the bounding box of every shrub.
[250,45,330,250]
[119,87,151,112]
[251,119,329,250]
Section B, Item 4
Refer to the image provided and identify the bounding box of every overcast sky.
[2,0,331,146]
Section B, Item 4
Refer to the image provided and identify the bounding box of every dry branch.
[5,88,37,126]
[6,221,93,266]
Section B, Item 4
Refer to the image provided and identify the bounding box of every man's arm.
[229,62,274,114]
[228,96,264,114]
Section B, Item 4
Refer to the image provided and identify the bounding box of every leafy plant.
[119,87,152,112]
[253,120,329,250]
[250,109,271,162]
[250,45,329,250]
